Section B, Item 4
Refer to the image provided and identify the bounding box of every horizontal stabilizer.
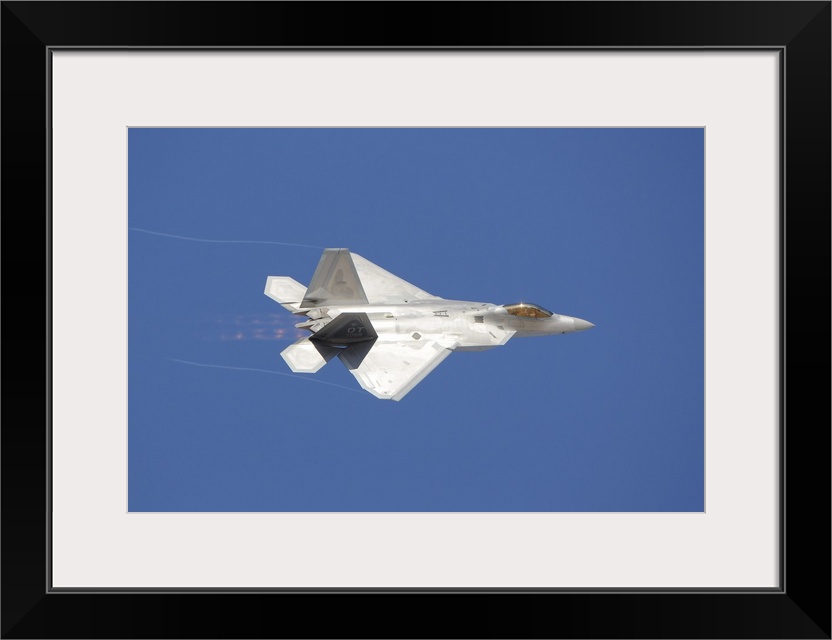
[281,337,339,373]
[264,276,307,313]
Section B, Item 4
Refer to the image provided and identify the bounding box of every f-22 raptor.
[265,249,594,401]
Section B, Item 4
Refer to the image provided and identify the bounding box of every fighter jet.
[264,249,594,401]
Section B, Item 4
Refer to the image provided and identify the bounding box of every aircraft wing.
[338,335,457,401]
[351,253,442,304]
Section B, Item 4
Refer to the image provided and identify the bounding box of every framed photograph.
[3,2,829,638]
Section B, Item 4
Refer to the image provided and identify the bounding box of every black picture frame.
[2,2,829,638]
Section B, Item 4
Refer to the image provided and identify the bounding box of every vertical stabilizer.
[301,249,369,308]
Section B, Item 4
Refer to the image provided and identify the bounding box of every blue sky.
[128,128,704,512]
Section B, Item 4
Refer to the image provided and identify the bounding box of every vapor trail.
[169,358,367,396]
[130,228,323,250]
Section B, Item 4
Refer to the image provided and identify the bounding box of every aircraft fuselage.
[302,300,593,351]
[266,248,594,400]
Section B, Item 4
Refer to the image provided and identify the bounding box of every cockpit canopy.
[502,302,554,318]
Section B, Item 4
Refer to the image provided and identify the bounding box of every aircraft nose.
[573,318,595,332]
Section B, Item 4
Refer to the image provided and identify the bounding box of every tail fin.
[310,312,377,345]
[301,249,368,308]
[264,276,307,313]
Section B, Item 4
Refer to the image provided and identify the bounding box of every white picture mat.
[51,51,779,588]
